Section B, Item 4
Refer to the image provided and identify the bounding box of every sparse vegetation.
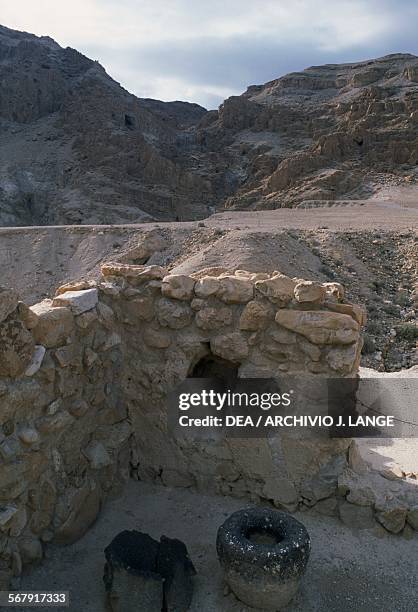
[367,320,383,335]
[395,323,418,341]
[362,334,376,354]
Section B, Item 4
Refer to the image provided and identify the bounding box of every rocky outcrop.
[217,54,418,210]
[337,443,418,535]
[0,25,209,225]
[0,24,416,224]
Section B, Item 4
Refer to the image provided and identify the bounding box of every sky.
[1,0,417,108]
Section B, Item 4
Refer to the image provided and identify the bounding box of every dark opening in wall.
[188,353,239,382]
[125,114,135,128]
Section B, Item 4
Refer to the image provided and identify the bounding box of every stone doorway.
[188,348,239,382]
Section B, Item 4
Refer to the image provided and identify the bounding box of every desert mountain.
[0,24,417,225]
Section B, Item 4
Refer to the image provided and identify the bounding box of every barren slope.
[0,199,416,371]
[0,25,209,225]
[204,54,418,210]
[0,24,417,224]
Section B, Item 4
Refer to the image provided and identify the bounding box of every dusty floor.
[16,480,418,612]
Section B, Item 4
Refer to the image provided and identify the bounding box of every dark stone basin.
[217,508,310,610]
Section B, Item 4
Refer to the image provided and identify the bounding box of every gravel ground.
[15,480,418,612]
[1,199,417,303]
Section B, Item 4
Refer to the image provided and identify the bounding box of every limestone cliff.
[0,24,417,225]
[0,25,209,225]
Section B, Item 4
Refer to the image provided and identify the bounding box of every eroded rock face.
[0,26,209,225]
[2,25,415,225]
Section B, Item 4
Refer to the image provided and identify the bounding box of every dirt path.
[206,200,418,232]
[17,480,417,612]
[0,200,416,304]
[1,199,417,234]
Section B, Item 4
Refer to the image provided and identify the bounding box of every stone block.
[211,332,249,362]
[255,274,296,304]
[194,276,221,298]
[294,281,326,304]
[52,288,98,315]
[101,263,167,282]
[83,441,112,469]
[195,306,232,330]
[31,301,74,348]
[407,506,418,530]
[275,310,359,345]
[143,327,171,349]
[217,276,254,304]
[239,300,273,331]
[0,317,35,377]
[54,481,101,545]
[162,275,195,300]
[156,298,193,329]
[24,345,46,376]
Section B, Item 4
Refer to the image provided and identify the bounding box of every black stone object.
[217,508,310,610]
[104,530,196,612]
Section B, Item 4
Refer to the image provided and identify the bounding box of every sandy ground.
[0,199,417,304]
[15,480,417,612]
[207,199,418,231]
[355,367,418,478]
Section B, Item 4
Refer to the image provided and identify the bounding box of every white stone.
[0,505,18,529]
[52,288,98,315]
[24,345,46,377]
[17,426,40,445]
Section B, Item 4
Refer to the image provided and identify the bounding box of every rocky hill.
[0,25,209,225]
[0,24,417,225]
[210,54,418,210]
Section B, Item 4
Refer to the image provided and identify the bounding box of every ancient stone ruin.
[0,264,416,585]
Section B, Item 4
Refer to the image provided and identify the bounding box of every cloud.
[0,0,417,107]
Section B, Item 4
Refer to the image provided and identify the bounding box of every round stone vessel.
[216,508,310,610]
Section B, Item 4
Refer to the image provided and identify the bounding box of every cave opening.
[188,352,239,383]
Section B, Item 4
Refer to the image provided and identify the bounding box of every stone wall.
[2,264,413,585]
